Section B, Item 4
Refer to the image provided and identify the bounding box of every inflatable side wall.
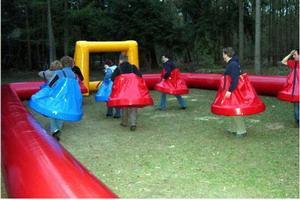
[1,74,286,198]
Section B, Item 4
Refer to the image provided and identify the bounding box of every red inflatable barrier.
[1,73,287,198]
[1,84,117,198]
[10,81,88,100]
[143,73,287,96]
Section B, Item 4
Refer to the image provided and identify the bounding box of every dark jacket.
[163,60,176,79]
[111,62,142,81]
[224,55,241,92]
[72,66,84,81]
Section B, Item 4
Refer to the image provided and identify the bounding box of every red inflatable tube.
[1,84,117,198]
[143,73,287,96]
[10,81,88,100]
[1,73,287,198]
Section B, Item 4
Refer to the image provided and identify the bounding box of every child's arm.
[281,50,295,65]
[38,70,55,81]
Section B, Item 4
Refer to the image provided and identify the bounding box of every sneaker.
[52,130,61,141]
[235,132,247,138]
[106,114,113,117]
[113,115,121,118]
[130,125,136,131]
[180,106,187,110]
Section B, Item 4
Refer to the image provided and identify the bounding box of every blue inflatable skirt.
[29,78,83,122]
[95,80,113,102]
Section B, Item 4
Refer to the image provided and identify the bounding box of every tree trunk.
[25,4,32,69]
[238,0,244,65]
[47,0,56,63]
[254,0,261,74]
[63,0,68,55]
[149,46,159,69]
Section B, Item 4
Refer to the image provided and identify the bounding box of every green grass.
[21,89,299,198]
[1,69,299,198]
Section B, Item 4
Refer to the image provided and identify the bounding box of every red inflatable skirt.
[107,73,153,108]
[154,69,189,95]
[277,67,299,102]
[211,73,266,116]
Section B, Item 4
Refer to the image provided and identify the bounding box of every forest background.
[2,0,299,74]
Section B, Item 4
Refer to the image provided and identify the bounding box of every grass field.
[1,70,299,198]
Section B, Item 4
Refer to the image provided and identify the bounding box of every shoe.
[52,130,60,141]
[235,132,247,138]
[130,125,136,131]
[106,114,112,117]
[226,130,236,135]
[120,123,127,127]
[113,115,121,118]
[180,106,187,110]
[156,107,166,111]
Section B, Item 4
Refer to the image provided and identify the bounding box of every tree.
[254,0,261,74]
[47,0,56,62]
[239,0,244,65]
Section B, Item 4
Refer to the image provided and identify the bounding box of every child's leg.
[56,120,64,130]
[129,108,137,127]
[129,108,137,131]
[50,118,60,133]
[121,108,129,126]
[114,107,121,118]
[233,116,247,135]
[159,93,167,109]
[227,117,236,133]
[294,103,299,125]
[175,95,187,108]
[106,107,113,116]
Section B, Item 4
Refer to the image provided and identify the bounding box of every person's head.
[60,56,74,67]
[103,59,113,69]
[161,53,172,63]
[290,49,299,61]
[119,53,128,65]
[222,47,235,63]
[49,60,63,70]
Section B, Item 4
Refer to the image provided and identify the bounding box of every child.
[277,49,299,126]
[154,53,188,110]
[29,56,83,141]
[211,47,265,137]
[95,59,121,118]
[38,60,62,89]
[108,54,153,131]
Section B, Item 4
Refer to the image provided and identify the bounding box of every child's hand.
[224,91,231,98]
[290,50,296,55]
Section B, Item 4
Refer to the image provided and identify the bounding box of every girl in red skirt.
[211,47,265,137]
[108,54,153,131]
[155,54,188,110]
[278,49,299,126]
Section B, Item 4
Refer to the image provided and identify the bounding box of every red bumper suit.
[211,73,266,116]
[107,73,153,108]
[154,68,189,95]
[277,60,299,102]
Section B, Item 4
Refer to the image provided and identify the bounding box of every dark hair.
[104,59,113,66]
[223,47,235,58]
[119,53,128,62]
[60,56,74,67]
[289,49,299,60]
[162,52,173,60]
